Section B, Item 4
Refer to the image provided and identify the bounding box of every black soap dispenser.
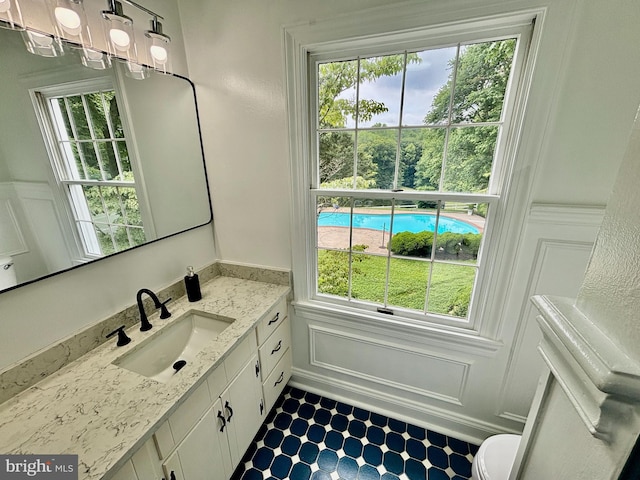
[184,266,202,302]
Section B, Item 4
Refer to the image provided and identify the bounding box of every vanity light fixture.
[22,29,64,57]
[0,0,24,30]
[101,0,135,62]
[124,60,150,79]
[145,15,171,74]
[4,0,171,76]
[51,0,92,48]
[81,47,112,70]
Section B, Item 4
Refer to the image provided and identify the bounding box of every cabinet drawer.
[263,348,292,413]
[225,333,257,380]
[256,297,287,345]
[258,316,291,380]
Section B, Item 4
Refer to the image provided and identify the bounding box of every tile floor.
[232,385,479,480]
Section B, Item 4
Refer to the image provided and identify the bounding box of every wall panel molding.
[0,183,28,257]
[496,203,604,423]
[309,324,470,406]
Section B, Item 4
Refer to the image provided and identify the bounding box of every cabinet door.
[163,400,231,480]
[110,460,138,480]
[221,353,265,466]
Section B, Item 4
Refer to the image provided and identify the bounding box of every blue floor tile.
[236,385,478,480]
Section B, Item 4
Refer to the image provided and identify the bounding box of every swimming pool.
[317,212,479,235]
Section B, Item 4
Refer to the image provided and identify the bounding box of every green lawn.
[318,250,476,318]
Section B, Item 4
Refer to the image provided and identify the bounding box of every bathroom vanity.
[0,273,291,480]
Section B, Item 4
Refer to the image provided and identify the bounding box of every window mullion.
[347,198,355,300]
[61,97,91,181]
[438,44,461,191]
[81,94,108,182]
[352,58,362,189]
[100,91,125,181]
[423,201,443,314]
[392,52,409,190]
[382,200,396,307]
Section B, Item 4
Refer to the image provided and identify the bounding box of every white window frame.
[30,75,154,262]
[285,7,544,335]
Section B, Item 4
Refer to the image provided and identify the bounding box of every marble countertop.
[0,276,290,480]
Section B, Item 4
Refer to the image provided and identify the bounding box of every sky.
[339,46,458,128]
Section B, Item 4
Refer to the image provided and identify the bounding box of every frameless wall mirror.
[0,27,212,293]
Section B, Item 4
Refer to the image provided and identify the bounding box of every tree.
[318,54,420,186]
[416,39,516,193]
[357,128,397,189]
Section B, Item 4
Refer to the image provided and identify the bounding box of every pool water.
[317,212,479,235]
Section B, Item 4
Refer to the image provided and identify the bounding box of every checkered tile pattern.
[232,386,478,480]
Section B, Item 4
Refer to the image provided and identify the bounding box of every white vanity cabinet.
[161,400,230,480]
[158,351,264,480]
[256,298,292,412]
[109,437,165,480]
[108,295,292,480]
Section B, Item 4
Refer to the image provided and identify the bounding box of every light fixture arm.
[120,0,163,21]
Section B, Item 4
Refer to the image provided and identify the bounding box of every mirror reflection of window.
[35,79,146,258]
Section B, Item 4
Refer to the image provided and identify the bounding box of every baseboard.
[290,367,521,445]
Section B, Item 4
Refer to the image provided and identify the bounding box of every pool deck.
[317,210,485,254]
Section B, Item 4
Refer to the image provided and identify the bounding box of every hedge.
[390,231,482,260]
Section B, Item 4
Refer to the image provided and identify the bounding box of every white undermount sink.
[113,310,235,383]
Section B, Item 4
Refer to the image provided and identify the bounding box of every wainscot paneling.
[0,184,28,257]
[14,182,73,272]
[496,204,604,423]
[309,324,469,405]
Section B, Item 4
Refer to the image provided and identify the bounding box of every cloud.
[331,45,458,128]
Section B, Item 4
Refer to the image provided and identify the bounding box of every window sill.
[292,299,503,358]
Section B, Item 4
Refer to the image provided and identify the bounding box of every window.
[34,79,146,258]
[298,19,534,326]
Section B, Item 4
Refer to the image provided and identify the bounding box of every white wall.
[178,0,640,441]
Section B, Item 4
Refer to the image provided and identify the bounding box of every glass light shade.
[0,0,24,30]
[22,30,64,57]
[146,31,171,74]
[125,61,150,80]
[52,0,91,47]
[81,48,111,70]
[102,10,135,62]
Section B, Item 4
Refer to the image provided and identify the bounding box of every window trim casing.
[285,7,545,336]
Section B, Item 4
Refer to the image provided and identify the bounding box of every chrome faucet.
[136,288,172,331]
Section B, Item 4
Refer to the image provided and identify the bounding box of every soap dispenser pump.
[184,266,202,302]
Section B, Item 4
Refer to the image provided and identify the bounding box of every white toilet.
[471,434,521,480]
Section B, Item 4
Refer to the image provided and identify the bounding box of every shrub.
[390,231,482,259]
[417,200,439,209]
[317,250,349,296]
[390,231,434,257]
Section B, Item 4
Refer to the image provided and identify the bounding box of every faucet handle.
[159,297,172,319]
[106,326,132,347]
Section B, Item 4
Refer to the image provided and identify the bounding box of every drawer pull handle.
[225,401,234,422]
[255,360,260,377]
[169,471,177,480]
[271,340,282,355]
[260,399,264,415]
[268,312,280,325]
[217,410,226,432]
[274,372,284,387]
